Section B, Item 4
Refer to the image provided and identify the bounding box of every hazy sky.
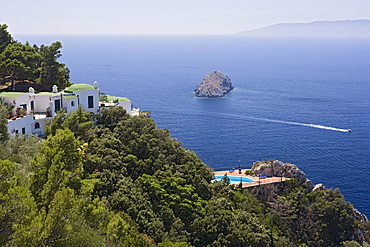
[2,0,370,35]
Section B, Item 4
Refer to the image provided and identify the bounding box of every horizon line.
[11,19,370,37]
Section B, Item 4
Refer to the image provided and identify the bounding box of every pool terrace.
[213,169,290,188]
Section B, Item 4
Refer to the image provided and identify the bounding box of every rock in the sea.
[194,71,234,98]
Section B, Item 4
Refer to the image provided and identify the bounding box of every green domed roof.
[64,83,95,93]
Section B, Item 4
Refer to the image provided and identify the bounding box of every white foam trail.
[262,119,350,132]
[301,123,350,132]
[211,112,351,132]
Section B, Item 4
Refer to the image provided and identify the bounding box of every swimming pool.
[213,175,255,184]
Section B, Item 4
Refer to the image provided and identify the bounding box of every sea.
[17,35,370,217]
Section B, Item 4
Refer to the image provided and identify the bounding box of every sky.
[2,0,370,35]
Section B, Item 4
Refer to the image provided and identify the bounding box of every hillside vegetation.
[0,106,368,246]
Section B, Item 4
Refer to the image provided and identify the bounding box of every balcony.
[7,115,34,129]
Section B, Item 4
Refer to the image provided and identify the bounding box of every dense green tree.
[0,25,70,90]
[0,24,13,54]
[10,188,104,247]
[277,186,314,245]
[191,197,271,246]
[0,103,9,143]
[39,188,104,246]
[59,104,95,140]
[341,241,362,247]
[95,105,129,130]
[4,122,152,246]
[269,180,357,247]
[157,242,190,247]
[29,128,84,208]
[105,212,156,246]
[0,42,40,90]
[226,211,273,246]
[0,160,36,245]
[108,176,167,241]
[87,112,212,195]
[85,113,214,243]
[0,159,17,243]
[44,105,94,140]
[309,189,356,246]
[33,41,71,90]
[43,110,67,137]
[138,174,206,225]
[84,129,125,175]
[110,116,213,186]
[0,135,40,172]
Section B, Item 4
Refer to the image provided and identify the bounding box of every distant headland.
[238,19,370,37]
[194,71,234,98]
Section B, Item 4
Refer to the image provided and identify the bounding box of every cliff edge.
[194,71,234,98]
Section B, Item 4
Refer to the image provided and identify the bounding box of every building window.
[35,122,40,129]
[55,99,61,112]
[15,129,18,134]
[22,127,26,135]
[30,101,34,110]
[88,96,94,108]
[71,100,75,106]
[20,104,27,110]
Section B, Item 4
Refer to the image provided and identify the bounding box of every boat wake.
[259,118,351,132]
[210,112,351,133]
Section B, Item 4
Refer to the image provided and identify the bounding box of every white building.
[0,82,138,136]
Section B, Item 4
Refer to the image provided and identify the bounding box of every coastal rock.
[353,209,369,243]
[305,179,314,191]
[354,208,368,223]
[251,160,310,186]
[194,71,234,98]
[312,183,326,191]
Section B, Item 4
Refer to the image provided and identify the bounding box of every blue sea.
[18,35,370,217]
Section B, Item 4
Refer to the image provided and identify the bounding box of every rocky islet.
[194,71,234,98]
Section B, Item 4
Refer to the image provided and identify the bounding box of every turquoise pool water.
[213,175,255,183]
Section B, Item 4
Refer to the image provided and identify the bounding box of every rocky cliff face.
[194,71,234,98]
[251,160,314,190]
